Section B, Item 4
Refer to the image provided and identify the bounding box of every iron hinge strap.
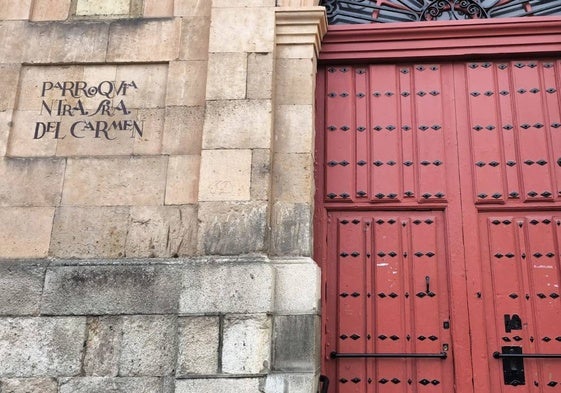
[493,352,561,359]
[330,351,447,359]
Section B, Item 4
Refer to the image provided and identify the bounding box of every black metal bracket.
[318,375,329,393]
[330,351,447,359]
[495,346,525,386]
[493,352,561,359]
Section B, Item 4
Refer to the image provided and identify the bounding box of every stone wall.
[0,0,326,392]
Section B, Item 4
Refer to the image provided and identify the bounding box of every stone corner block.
[175,378,263,393]
[271,202,312,257]
[199,150,252,202]
[0,262,47,315]
[176,316,220,376]
[58,377,163,393]
[273,258,320,313]
[264,372,319,393]
[179,260,274,314]
[272,314,320,372]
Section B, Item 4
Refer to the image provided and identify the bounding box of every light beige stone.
[161,106,204,155]
[0,207,54,258]
[206,52,247,100]
[176,378,262,393]
[199,149,252,201]
[0,22,26,63]
[0,158,65,207]
[7,111,59,157]
[272,153,313,203]
[144,0,174,17]
[165,155,200,205]
[179,17,210,61]
[209,7,275,53]
[126,205,198,257]
[107,19,180,62]
[166,61,207,107]
[62,157,167,206]
[202,100,272,149]
[251,149,271,201]
[0,111,11,156]
[276,44,316,60]
[0,0,32,20]
[0,65,21,110]
[115,64,168,109]
[133,108,165,155]
[213,0,275,6]
[76,0,129,16]
[174,0,211,16]
[274,105,314,153]
[274,259,320,313]
[176,316,219,376]
[275,58,315,105]
[50,206,129,258]
[276,0,320,5]
[247,52,274,100]
[31,0,71,21]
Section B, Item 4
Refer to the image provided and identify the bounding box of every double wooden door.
[316,60,561,393]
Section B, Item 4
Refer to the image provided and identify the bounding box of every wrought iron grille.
[321,0,561,24]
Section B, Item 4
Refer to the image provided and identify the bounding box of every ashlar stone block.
[0,0,32,20]
[161,106,204,155]
[179,261,273,313]
[58,377,163,393]
[76,0,130,16]
[49,207,129,258]
[206,52,247,100]
[264,373,318,393]
[0,317,86,377]
[202,100,272,149]
[176,316,220,376]
[31,0,71,21]
[209,7,275,53]
[273,258,320,314]
[1,378,58,393]
[0,262,46,316]
[41,265,182,315]
[250,149,271,201]
[212,0,276,7]
[144,0,173,17]
[198,150,252,201]
[270,202,312,256]
[179,17,210,61]
[274,105,314,153]
[275,58,315,105]
[83,316,122,377]
[272,153,314,203]
[272,315,319,372]
[166,61,207,107]
[0,207,54,258]
[222,315,272,374]
[175,378,263,393]
[174,0,211,17]
[165,156,200,205]
[247,52,274,100]
[0,64,21,110]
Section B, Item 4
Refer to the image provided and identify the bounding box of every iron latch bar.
[330,351,447,359]
[493,352,561,359]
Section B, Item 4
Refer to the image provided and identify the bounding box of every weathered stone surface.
[120,316,177,376]
[274,105,314,153]
[114,63,168,108]
[264,373,318,393]
[197,202,267,254]
[0,317,86,377]
[0,22,26,63]
[272,315,319,372]
[30,0,71,21]
[175,378,263,393]
[165,156,200,205]
[1,378,58,393]
[8,111,58,157]
[0,0,32,20]
[176,316,219,376]
[275,58,315,105]
[206,52,247,100]
[202,100,272,149]
[209,7,275,53]
[179,17,210,60]
[166,61,207,107]
[222,314,272,374]
[198,150,252,202]
[50,207,129,258]
[76,0,130,16]
[212,0,276,7]
[143,0,173,17]
[0,262,46,315]
[272,153,313,203]
[273,259,320,313]
[107,19,180,62]
[161,106,204,155]
[251,149,271,201]
[83,316,121,377]
[0,158,65,207]
[126,206,198,257]
[0,64,20,110]
[179,260,273,313]
[58,377,163,393]
[0,111,10,157]
[41,265,182,315]
[61,157,167,206]
[271,202,312,256]
[0,207,54,259]
[247,52,274,100]
[175,0,211,17]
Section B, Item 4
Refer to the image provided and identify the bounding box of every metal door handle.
[331,351,447,359]
[318,375,329,393]
[493,351,561,359]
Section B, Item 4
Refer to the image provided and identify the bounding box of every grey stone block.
[198,202,267,255]
[119,316,178,376]
[83,317,122,377]
[41,265,182,315]
[179,261,274,313]
[222,315,272,375]
[0,262,46,315]
[264,373,318,393]
[1,378,58,393]
[274,259,320,314]
[271,202,312,256]
[0,317,86,377]
[176,316,219,376]
[58,377,163,393]
[272,315,320,372]
[175,378,263,393]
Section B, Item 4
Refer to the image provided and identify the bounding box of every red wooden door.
[316,59,561,393]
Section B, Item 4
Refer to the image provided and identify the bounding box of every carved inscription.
[35,80,143,141]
